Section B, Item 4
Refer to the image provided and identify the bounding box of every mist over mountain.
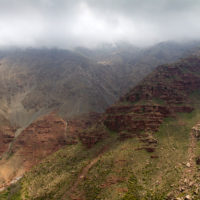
[1,0,200,48]
[1,1,200,199]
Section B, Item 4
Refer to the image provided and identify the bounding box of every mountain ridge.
[1,43,200,199]
[1,54,200,199]
[79,55,200,147]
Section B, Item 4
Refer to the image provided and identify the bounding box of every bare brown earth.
[177,131,197,197]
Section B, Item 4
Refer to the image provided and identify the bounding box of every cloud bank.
[0,0,200,48]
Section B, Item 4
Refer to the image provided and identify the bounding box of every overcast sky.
[0,0,200,48]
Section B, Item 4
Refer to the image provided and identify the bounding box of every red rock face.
[0,112,102,188]
[9,112,102,168]
[72,113,103,148]
[66,113,101,145]
[104,105,169,132]
[124,58,200,105]
[104,105,193,139]
[79,128,107,148]
[12,112,67,169]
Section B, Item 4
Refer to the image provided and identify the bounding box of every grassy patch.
[0,183,22,200]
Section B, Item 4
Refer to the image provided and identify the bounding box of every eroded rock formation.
[79,56,200,146]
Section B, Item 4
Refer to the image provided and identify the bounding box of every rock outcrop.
[66,112,102,145]
[192,123,200,139]
[104,105,193,139]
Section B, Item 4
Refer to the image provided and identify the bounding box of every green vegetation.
[0,183,22,200]
[1,102,200,200]
[121,175,141,200]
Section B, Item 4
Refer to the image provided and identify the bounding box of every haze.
[0,0,200,48]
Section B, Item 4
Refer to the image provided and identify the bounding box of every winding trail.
[62,144,110,200]
[183,130,196,182]
[175,129,198,197]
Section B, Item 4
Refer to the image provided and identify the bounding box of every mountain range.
[0,41,200,199]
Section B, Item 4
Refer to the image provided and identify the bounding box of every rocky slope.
[0,42,200,199]
[0,48,117,124]
[76,41,200,96]
[2,55,200,200]
[0,112,101,190]
[0,112,68,188]
[0,41,199,126]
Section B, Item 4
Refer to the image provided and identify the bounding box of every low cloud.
[0,0,200,48]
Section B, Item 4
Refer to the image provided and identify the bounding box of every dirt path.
[183,131,196,183]
[62,144,110,200]
[175,130,198,198]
